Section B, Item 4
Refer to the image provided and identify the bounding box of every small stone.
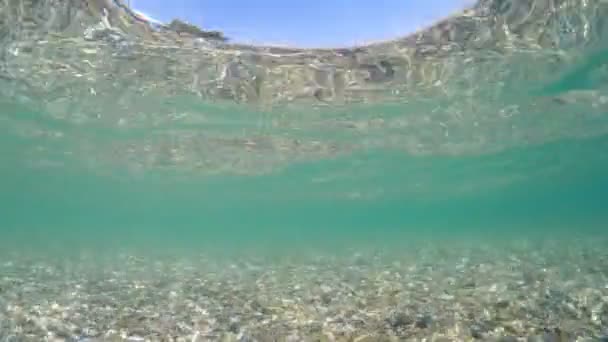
[126,336,145,342]
[386,311,413,330]
[495,300,510,309]
[438,293,454,301]
[470,325,486,339]
[462,281,476,289]
[353,335,374,342]
[415,314,432,329]
[228,320,239,333]
[81,48,98,55]
[320,292,332,305]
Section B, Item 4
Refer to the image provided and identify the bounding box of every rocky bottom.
[0,236,607,342]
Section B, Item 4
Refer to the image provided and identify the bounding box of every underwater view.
[1,0,608,340]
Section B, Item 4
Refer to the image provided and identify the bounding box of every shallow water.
[1,0,608,340]
[1,81,607,254]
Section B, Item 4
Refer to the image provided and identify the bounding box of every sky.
[129,0,474,48]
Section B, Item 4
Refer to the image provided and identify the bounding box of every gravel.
[0,236,607,341]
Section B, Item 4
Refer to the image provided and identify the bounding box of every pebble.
[495,299,510,309]
[526,332,565,342]
[438,293,454,301]
[470,324,486,339]
[415,314,432,329]
[386,311,412,329]
[1,238,607,341]
[126,336,145,342]
[353,335,374,342]
[462,280,476,289]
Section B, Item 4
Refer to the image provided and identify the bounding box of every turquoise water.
[3,3,608,340]
[1,103,607,255]
[1,2,607,258]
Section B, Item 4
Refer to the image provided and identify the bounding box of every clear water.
[1,2,608,254]
[2,1,608,340]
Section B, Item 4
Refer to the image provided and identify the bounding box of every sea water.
[1,0,608,340]
[1,61,607,256]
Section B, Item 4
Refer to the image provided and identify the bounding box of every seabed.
[1,235,607,341]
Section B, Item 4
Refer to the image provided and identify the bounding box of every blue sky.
[130,0,474,48]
